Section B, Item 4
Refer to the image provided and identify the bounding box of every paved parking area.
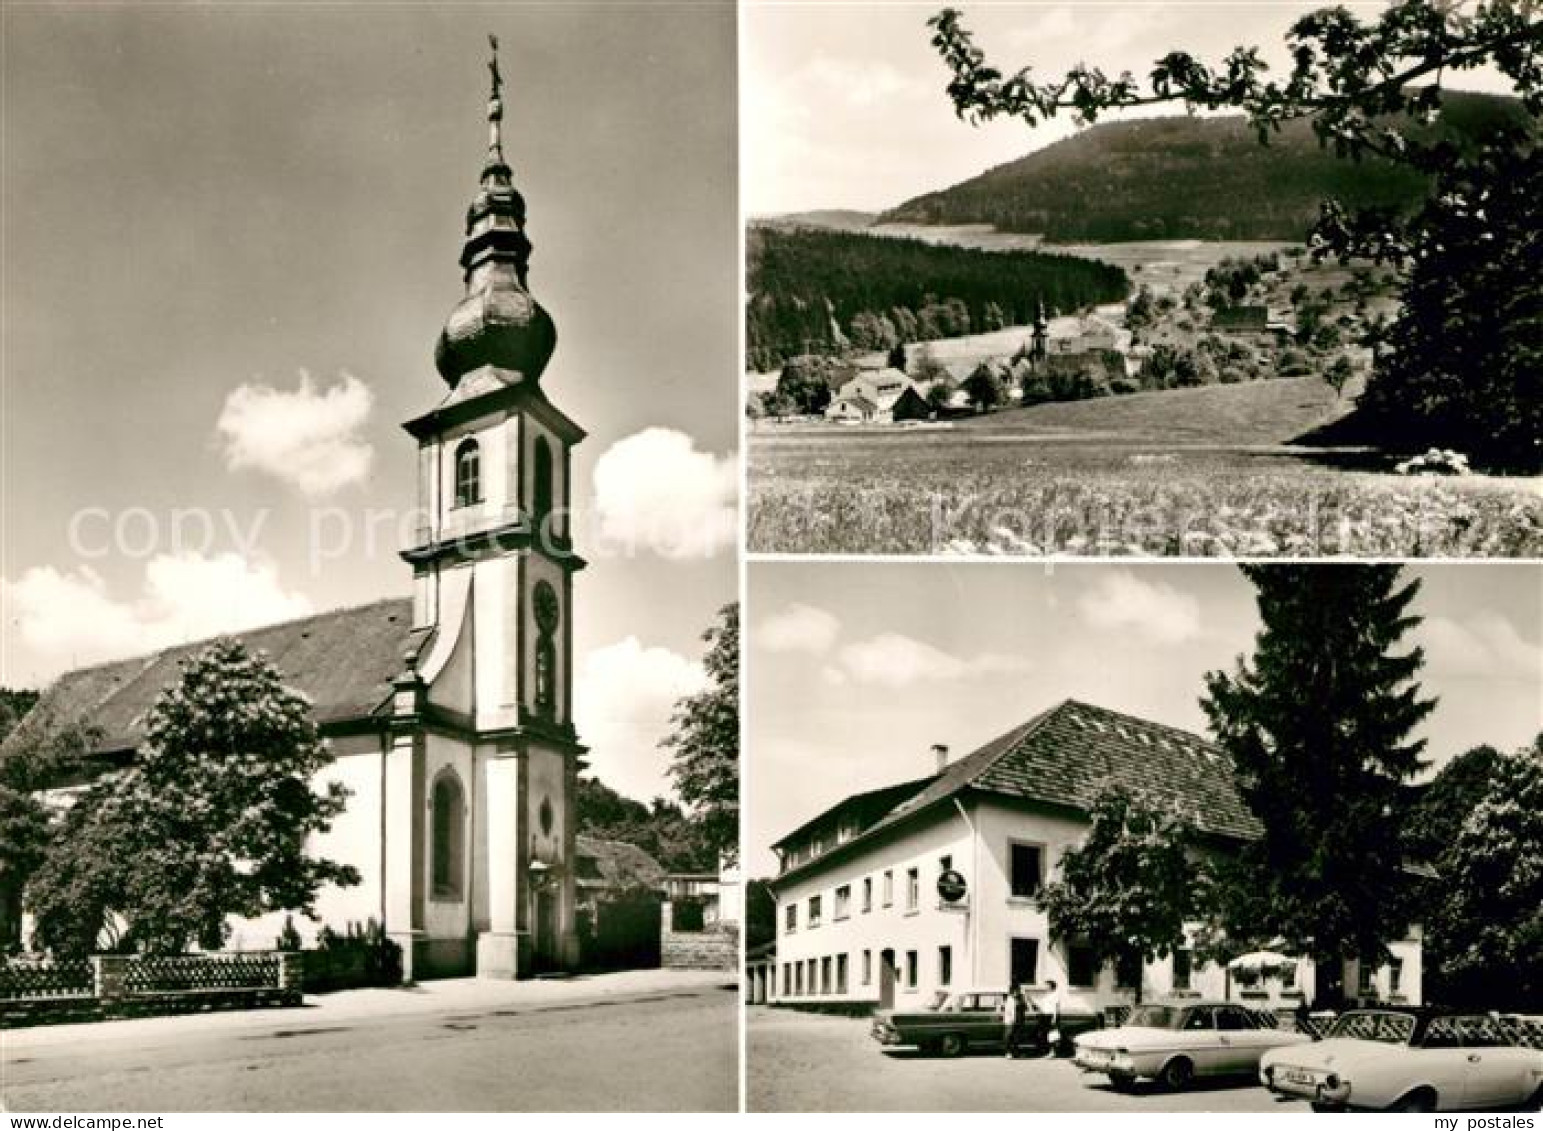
[748,1006,1310,1112]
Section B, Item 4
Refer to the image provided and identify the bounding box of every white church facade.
[5,46,588,982]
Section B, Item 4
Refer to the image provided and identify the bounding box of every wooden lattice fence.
[0,957,93,1001]
[121,953,280,995]
[1499,1015,1543,1051]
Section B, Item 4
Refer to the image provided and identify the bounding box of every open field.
[748,382,1543,558]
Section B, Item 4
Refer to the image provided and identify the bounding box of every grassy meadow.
[747,380,1543,558]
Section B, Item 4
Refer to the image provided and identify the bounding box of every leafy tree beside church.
[27,641,360,956]
[662,603,739,866]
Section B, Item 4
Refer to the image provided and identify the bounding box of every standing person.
[1002,983,1025,1058]
[1041,979,1065,1058]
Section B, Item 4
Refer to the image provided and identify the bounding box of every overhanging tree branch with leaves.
[927,2,1543,469]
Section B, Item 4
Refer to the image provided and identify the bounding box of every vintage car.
[870,987,1102,1058]
[1259,1008,1543,1112]
[1073,1000,1313,1091]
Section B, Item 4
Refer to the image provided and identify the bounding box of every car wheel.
[1522,1085,1542,1114]
[1309,1103,1345,1114]
[1108,1073,1136,1093]
[938,1033,966,1058]
[1387,1089,1436,1113]
[1159,1057,1195,1092]
[918,1039,940,1057]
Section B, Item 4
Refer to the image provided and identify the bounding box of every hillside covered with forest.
[746,226,1128,372]
[881,92,1529,243]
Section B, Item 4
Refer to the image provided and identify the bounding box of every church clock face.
[533,581,560,634]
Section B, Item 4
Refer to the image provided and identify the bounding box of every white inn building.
[767,699,1423,1013]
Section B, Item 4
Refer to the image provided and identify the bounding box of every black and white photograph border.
[1,1,740,1114]
[743,1,1543,558]
[742,560,1543,1113]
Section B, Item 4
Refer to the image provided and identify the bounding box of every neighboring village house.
[1210,304,1295,342]
[3,55,600,984]
[767,699,1423,1013]
[825,368,931,424]
[575,836,667,970]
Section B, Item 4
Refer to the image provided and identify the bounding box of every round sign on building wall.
[937,868,968,904]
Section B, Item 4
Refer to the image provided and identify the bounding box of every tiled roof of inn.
[0,598,430,763]
[773,699,1259,885]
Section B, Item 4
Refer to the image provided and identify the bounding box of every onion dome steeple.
[434,35,557,389]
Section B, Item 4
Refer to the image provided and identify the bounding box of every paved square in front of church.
[3,970,737,1112]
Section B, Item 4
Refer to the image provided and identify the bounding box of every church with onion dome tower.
[5,38,588,982]
[389,34,587,981]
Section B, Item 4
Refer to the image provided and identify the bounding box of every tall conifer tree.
[1201,566,1435,995]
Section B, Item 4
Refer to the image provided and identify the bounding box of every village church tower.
[389,38,586,980]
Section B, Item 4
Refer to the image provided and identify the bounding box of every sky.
[744,0,1520,216]
[1,2,739,805]
[746,563,1543,876]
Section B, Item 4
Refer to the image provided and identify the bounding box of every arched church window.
[532,580,560,721]
[533,435,554,521]
[535,636,556,719]
[431,770,466,899]
[454,439,481,508]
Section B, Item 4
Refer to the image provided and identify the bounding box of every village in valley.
[748,227,1396,428]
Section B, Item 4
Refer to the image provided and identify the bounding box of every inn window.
[836,953,849,994]
[862,950,872,986]
[1358,961,1377,996]
[820,956,832,995]
[882,870,894,907]
[785,903,797,933]
[1067,943,1098,989]
[453,438,481,508]
[1388,958,1403,997]
[808,894,822,928]
[861,877,872,913]
[905,950,918,989]
[1172,948,1193,992]
[905,867,919,912]
[430,770,466,899]
[1116,952,1141,991]
[938,945,953,987]
[834,884,851,920]
[1009,842,1044,899]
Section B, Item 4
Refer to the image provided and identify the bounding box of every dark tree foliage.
[1425,737,1543,1010]
[747,226,1128,371]
[1328,138,1542,469]
[662,604,739,866]
[575,775,717,873]
[1201,566,1435,979]
[28,640,360,956]
[745,877,778,950]
[0,706,98,950]
[927,2,1543,469]
[1038,783,1200,1004]
[1405,742,1504,864]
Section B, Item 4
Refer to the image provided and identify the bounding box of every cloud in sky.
[1419,612,1542,680]
[215,371,374,498]
[1076,570,1202,645]
[575,635,708,803]
[758,602,841,654]
[591,427,737,560]
[823,632,1029,688]
[2,552,314,681]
